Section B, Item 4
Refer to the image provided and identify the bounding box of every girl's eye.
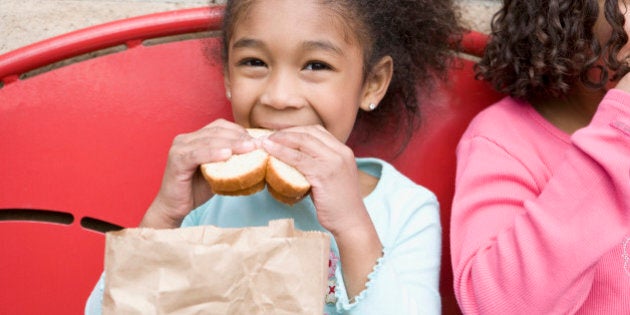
[304,61,331,71]
[239,58,267,67]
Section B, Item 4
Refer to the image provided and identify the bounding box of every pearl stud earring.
[368,103,377,111]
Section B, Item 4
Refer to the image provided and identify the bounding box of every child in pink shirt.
[451,1,630,313]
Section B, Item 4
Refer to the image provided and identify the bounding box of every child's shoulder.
[469,96,530,128]
[358,158,441,239]
[462,96,539,142]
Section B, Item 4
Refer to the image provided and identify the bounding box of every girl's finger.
[278,125,340,147]
[262,126,355,181]
[261,135,317,169]
[171,122,258,166]
[266,125,340,158]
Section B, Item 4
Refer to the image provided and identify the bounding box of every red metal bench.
[0,6,503,314]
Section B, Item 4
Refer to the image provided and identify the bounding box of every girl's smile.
[224,0,368,143]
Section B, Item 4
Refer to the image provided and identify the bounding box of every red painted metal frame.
[0,7,227,315]
[0,6,224,84]
[460,30,489,58]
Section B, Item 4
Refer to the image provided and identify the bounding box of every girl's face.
[224,0,374,143]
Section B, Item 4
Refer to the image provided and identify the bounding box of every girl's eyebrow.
[232,37,262,50]
[231,37,343,56]
[302,40,344,56]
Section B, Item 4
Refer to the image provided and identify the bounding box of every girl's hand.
[262,125,383,298]
[140,119,257,229]
[261,125,368,235]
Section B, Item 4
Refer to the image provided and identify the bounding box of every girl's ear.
[360,55,393,112]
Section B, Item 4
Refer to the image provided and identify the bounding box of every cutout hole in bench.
[80,217,124,233]
[19,45,127,81]
[0,209,74,225]
[141,30,217,47]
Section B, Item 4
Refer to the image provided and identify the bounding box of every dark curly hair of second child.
[476,0,630,99]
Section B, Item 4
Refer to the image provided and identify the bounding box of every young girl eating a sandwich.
[86,0,462,313]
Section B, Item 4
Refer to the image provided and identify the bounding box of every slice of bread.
[200,128,311,205]
[265,157,311,205]
[200,129,272,194]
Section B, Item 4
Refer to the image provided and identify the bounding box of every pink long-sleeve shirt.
[451,89,630,314]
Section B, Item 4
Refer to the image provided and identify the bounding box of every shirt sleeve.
[451,89,630,314]
[335,189,442,315]
[84,272,105,315]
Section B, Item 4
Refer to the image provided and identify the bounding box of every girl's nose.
[259,70,306,110]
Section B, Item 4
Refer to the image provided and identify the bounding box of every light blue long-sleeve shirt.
[86,158,442,314]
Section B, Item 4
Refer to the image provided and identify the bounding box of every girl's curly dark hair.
[476,0,630,100]
[220,0,463,152]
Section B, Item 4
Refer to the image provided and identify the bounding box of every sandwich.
[201,128,311,205]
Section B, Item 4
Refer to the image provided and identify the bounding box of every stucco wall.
[0,0,500,55]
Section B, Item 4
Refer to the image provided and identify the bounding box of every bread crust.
[265,157,311,204]
[267,183,309,205]
[211,180,266,196]
[201,153,268,193]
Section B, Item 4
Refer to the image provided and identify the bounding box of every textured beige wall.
[0,0,500,55]
[459,0,499,34]
[0,0,210,55]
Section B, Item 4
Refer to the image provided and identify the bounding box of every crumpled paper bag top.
[103,219,330,315]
